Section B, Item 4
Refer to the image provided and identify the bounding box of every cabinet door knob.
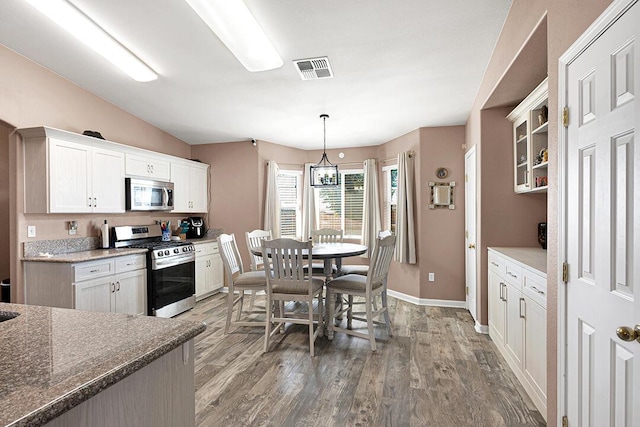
[468,243,476,249]
[616,325,640,343]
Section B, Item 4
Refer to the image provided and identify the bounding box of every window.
[316,169,364,237]
[383,165,398,234]
[276,170,302,238]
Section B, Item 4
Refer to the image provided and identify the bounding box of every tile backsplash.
[23,237,100,258]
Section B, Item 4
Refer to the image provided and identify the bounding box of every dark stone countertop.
[0,303,206,427]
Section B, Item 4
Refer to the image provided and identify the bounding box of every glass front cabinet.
[507,78,548,194]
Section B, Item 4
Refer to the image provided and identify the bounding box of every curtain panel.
[301,163,318,240]
[395,152,416,264]
[361,158,381,256]
[263,160,280,237]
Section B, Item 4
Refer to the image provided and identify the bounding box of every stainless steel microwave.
[125,178,174,211]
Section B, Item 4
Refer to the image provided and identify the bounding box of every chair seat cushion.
[340,264,369,276]
[327,274,382,292]
[234,270,267,287]
[272,277,324,295]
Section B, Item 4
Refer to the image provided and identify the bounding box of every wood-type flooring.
[177,293,545,427]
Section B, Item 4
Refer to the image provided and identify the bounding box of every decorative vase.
[538,222,547,250]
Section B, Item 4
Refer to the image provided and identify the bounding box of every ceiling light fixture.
[23,0,157,82]
[310,114,339,188]
[184,0,283,72]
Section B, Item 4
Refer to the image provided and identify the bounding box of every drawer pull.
[111,283,116,293]
[530,286,545,295]
[507,271,517,279]
[90,269,100,273]
[491,262,499,267]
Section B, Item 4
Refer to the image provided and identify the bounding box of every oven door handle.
[162,187,170,209]
[153,253,195,270]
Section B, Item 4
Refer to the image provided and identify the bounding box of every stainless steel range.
[113,224,195,317]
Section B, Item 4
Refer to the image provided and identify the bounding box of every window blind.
[276,172,300,238]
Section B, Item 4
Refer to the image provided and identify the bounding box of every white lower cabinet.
[487,248,547,420]
[24,254,147,316]
[194,241,223,300]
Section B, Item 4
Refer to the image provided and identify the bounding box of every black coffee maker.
[538,222,547,249]
[185,217,206,239]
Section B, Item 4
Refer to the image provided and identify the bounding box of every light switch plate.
[428,272,435,282]
[27,225,36,238]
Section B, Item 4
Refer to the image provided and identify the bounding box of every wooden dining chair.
[326,234,396,351]
[340,230,393,276]
[217,233,268,334]
[262,238,324,357]
[244,229,272,310]
[306,228,343,277]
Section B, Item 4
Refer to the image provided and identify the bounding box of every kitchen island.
[0,303,206,427]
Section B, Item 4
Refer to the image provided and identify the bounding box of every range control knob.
[182,247,188,252]
[164,250,170,256]
[157,251,163,257]
[174,248,179,254]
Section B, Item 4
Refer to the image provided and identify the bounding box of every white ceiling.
[0,0,512,149]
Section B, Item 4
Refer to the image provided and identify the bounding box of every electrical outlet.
[68,220,78,235]
[27,225,36,238]
[428,272,435,282]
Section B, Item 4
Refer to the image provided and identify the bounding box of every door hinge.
[562,107,569,127]
[562,262,569,283]
[562,415,568,427]
[465,174,468,182]
[466,286,469,295]
[465,230,468,238]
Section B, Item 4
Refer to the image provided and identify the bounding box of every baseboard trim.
[387,289,466,309]
[475,321,489,334]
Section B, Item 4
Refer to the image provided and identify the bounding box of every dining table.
[252,241,368,281]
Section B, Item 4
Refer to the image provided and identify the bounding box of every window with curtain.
[316,169,364,237]
[276,170,302,238]
[383,165,398,234]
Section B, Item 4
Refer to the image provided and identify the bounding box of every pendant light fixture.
[310,114,340,187]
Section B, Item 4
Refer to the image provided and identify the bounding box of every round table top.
[308,242,368,259]
[251,242,367,259]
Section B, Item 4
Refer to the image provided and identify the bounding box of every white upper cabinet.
[125,153,171,181]
[171,161,209,213]
[18,126,209,214]
[26,136,124,213]
[507,78,549,194]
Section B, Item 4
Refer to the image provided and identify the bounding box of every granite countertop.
[0,303,206,427]
[488,247,547,276]
[21,248,148,263]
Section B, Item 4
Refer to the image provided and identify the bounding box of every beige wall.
[466,0,614,422]
[419,127,466,301]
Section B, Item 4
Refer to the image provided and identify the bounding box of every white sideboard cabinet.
[488,247,547,420]
[24,254,147,316]
[194,241,223,300]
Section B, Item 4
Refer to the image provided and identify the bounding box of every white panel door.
[190,165,208,213]
[92,147,125,213]
[465,146,478,323]
[49,138,92,213]
[114,269,146,316]
[171,162,191,212]
[565,2,639,425]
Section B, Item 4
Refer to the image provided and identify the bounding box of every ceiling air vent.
[293,57,333,80]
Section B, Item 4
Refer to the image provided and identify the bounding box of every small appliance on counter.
[185,217,206,239]
[538,222,547,249]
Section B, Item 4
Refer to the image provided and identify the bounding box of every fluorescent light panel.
[24,0,157,82]
[185,0,283,72]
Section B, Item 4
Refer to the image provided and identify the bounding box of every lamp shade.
[310,114,339,187]
[310,161,340,187]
